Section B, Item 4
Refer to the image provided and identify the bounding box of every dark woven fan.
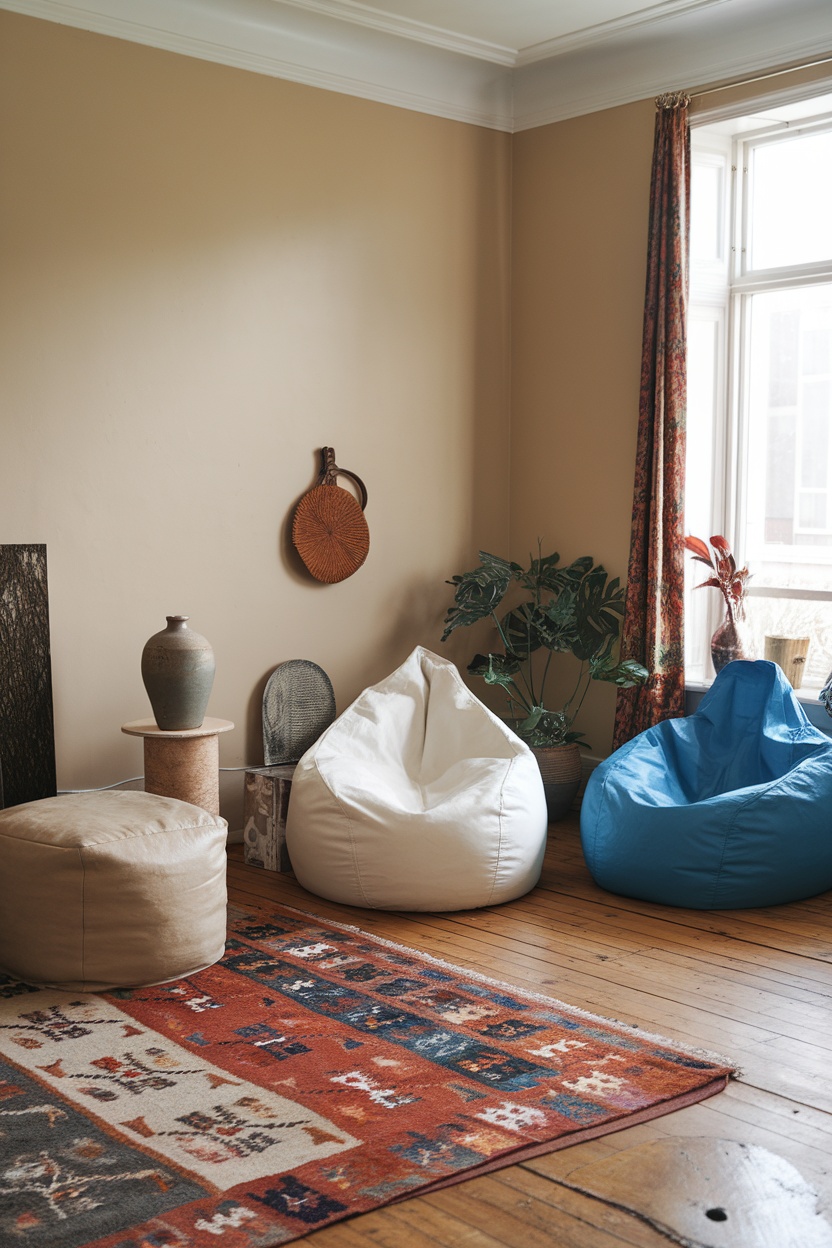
[292,447,369,583]
[262,659,336,765]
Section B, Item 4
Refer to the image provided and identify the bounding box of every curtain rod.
[691,53,832,100]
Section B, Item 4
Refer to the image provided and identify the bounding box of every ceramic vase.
[141,615,215,730]
[710,609,753,674]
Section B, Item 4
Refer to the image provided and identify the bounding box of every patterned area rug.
[0,902,734,1246]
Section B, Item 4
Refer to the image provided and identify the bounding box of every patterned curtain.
[612,93,690,750]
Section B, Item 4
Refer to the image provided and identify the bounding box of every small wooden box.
[242,765,296,872]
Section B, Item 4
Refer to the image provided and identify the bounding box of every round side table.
[121,717,234,817]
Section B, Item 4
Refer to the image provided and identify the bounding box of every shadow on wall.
[245,668,274,769]
[279,481,325,585]
[333,576,456,712]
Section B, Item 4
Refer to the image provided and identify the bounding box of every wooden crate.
[242,765,296,872]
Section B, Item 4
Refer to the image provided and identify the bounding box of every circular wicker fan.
[292,448,369,583]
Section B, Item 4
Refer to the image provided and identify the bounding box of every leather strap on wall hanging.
[292,447,369,583]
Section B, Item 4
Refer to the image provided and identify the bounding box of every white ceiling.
[3,0,832,129]
[331,0,653,52]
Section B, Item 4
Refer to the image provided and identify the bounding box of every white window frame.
[688,86,832,692]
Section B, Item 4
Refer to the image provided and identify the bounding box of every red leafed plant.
[684,535,750,624]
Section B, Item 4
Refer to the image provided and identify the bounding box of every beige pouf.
[0,790,228,991]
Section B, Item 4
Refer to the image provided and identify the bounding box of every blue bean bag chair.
[580,661,832,909]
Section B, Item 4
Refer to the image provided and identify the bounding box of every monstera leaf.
[467,652,521,689]
[589,654,649,687]
[441,552,521,641]
[518,551,562,594]
[500,603,546,660]
[518,551,595,596]
[536,589,580,652]
[571,568,626,662]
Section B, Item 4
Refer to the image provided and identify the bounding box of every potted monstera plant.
[441,548,648,820]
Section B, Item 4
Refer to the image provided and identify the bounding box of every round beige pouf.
[0,790,228,991]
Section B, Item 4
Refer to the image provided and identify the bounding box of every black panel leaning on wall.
[0,544,57,808]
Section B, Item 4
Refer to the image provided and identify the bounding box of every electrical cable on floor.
[58,777,145,794]
[58,766,263,794]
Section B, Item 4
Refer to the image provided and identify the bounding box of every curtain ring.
[655,91,691,110]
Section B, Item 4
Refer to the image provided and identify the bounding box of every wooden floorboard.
[226,812,832,1246]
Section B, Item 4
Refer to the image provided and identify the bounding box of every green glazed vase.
[141,615,215,730]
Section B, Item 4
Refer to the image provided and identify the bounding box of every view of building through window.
[687,90,832,691]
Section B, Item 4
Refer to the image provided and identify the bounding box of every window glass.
[748,129,832,270]
[684,312,722,682]
[690,160,723,264]
[744,284,832,581]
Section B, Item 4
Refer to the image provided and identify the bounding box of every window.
[687,90,832,692]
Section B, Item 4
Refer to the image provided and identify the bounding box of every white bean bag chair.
[285,647,548,910]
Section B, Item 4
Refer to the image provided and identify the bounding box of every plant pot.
[530,741,582,824]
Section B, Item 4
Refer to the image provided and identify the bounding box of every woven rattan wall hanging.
[292,447,369,583]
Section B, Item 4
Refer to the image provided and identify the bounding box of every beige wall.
[0,12,511,827]
[9,10,802,801]
[510,100,656,757]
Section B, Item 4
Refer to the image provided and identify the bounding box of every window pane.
[749,129,832,269]
[744,285,832,586]
[691,160,723,264]
[804,328,831,375]
[767,310,798,407]
[802,380,830,490]
[684,313,721,682]
[764,411,795,543]
[798,492,826,530]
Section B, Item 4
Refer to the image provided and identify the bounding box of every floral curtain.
[612,93,690,749]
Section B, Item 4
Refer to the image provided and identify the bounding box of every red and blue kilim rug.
[0,902,734,1246]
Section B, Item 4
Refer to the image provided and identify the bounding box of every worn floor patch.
[555,1136,832,1248]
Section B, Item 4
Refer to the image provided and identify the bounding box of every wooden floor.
[227,813,832,1247]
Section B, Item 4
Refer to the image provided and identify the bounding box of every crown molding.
[260,0,727,69]
[273,0,517,66]
[515,0,727,68]
[2,0,832,132]
[0,0,515,129]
